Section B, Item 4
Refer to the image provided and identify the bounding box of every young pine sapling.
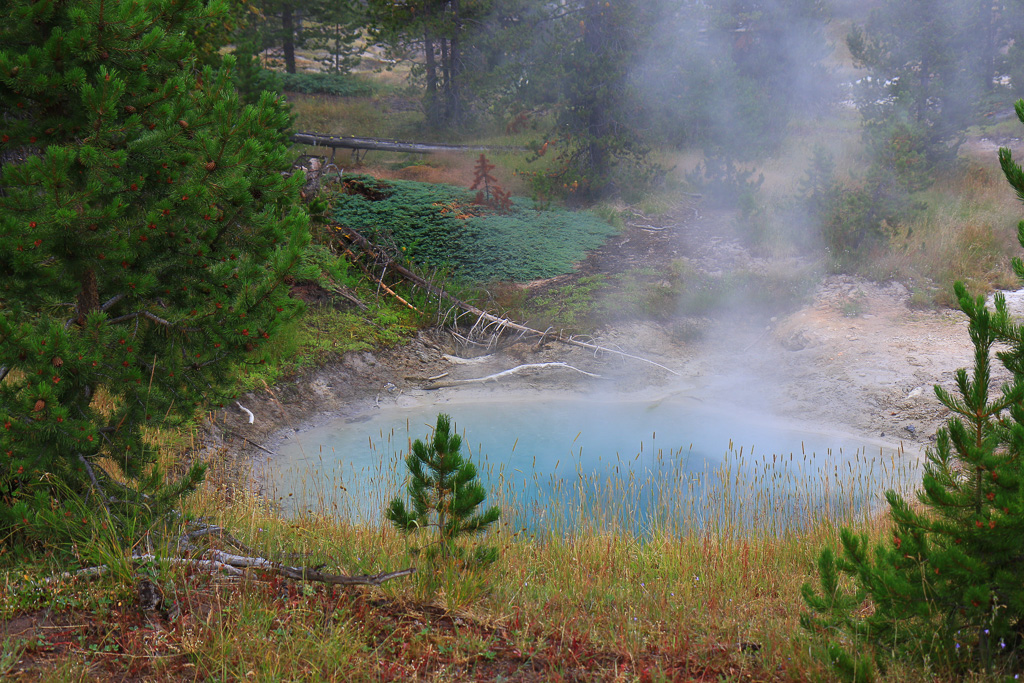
[387,414,501,565]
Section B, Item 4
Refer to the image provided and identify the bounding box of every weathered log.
[204,549,416,587]
[291,132,527,155]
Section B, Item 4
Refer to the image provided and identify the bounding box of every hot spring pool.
[264,395,919,534]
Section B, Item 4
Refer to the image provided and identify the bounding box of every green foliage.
[638,0,833,155]
[387,414,500,566]
[544,0,660,201]
[797,145,840,222]
[299,0,363,75]
[821,166,921,271]
[229,38,284,105]
[0,0,309,547]
[847,0,1008,184]
[332,175,617,282]
[686,151,764,213]
[802,102,1024,679]
[278,72,375,98]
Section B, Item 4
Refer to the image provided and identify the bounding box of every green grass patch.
[232,302,420,392]
[332,175,619,282]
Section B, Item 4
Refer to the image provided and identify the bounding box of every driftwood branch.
[337,227,680,376]
[44,555,244,584]
[205,549,415,586]
[426,362,603,389]
[44,552,413,588]
[235,401,255,424]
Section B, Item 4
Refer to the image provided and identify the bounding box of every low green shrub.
[332,175,618,282]
[279,72,375,98]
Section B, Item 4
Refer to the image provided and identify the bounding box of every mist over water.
[266,396,916,534]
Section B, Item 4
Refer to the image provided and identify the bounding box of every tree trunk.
[447,0,464,127]
[583,0,608,182]
[424,31,441,127]
[440,36,451,122]
[76,268,99,325]
[282,4,296,74]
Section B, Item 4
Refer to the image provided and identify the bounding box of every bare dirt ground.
[216,201,1001,472]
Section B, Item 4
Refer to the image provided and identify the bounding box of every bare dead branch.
[425,362,603,389]
[77,453,112,516]
[338,227,680,376]
[205,549,415,587]
[43,555,244,584]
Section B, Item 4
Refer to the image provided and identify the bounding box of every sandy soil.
[213,203,1013,475]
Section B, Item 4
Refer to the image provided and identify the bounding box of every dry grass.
[0,427,934,681]
[869,161,1022,306]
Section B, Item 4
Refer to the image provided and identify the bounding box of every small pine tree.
[801,102,1024,679]
[0,0,309,548]
[387,414,500,563]
[469,154,511,214]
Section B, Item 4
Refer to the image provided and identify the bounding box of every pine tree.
[801,102,1024,679]
[387,414,500,563]
[0,0,309,546]
[847,0,996,182]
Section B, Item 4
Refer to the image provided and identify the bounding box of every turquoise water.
[265,396,917,534]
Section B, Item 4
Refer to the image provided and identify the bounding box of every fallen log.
[426,362,603,389]
[43,554,413,587]
[291,132,527,155]
[336,227,680,376]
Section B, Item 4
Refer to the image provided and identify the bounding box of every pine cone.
[33,399,45,412]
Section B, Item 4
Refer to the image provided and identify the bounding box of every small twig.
[442,353,493,365]
[183,524,260,557]
[77,454,112,515]
[222,429,276,456]
[142,311,173,327]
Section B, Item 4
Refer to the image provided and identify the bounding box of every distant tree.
[246,0,362,76]
[302,0,363,75]
[365,0,559,130]
[0,0,309,547]
[847,0,993,174]
[637,0,833,155]
[366,0,474,128]
[256,0,302,74]
[533,0,660,201]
